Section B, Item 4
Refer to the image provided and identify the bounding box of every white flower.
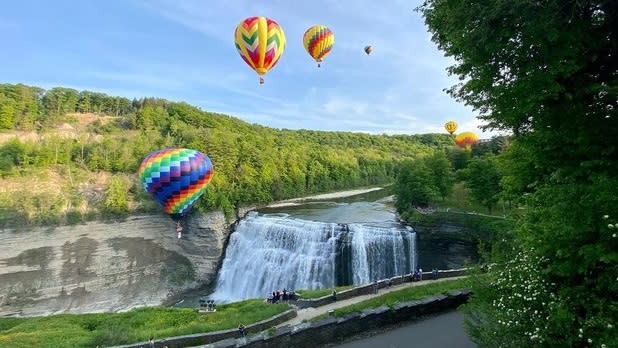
[588,338,593,343]
[603,215,609,219]
[579,328,583,333]
[609,224,615,229]
[613,233,616,238]
[601,344,607,348]
[608,323,613,329]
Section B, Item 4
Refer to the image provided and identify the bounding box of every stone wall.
[112,309,297,348]
[295,268,468,309]
[0,210,238,317]
[206,289,471,348]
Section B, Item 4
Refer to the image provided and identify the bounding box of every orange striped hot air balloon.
[234,16,286,84]
[454,131,480,151]
[303,25,334,68]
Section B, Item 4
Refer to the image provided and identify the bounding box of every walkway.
[278,276,467,327]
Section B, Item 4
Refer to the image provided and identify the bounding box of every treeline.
[395,137,508,215]
[0,83,454,224]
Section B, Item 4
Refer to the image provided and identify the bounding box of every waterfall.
[210,212,415,302]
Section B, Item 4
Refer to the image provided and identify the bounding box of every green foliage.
[394,158,438,209]
[0,83,457,226]
[462,250,562,347]
[103,176,129,216]
[420,0,618,346]
[0,300,290,348]
[465,155,502,212]
[425,151,454,200]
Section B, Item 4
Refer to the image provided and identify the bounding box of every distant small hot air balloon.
[139,148,214,237]
[454,132,480,151]
[444,120,458,135]
[234,16,286,84]
[364,45,373,55]
[303,25,335,68]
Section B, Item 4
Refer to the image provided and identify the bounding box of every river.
[205,188,478,302]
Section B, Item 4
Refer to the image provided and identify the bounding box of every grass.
[434,182,507,216]
[317,277,472,319]
[295,285,355,299]
[0,299,289,348]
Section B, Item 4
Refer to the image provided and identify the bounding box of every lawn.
[0,300,289,348]
[323,277,472,319]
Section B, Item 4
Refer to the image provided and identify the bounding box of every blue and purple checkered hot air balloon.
[138,147,214,222]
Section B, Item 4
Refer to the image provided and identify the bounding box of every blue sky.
[0,0,500,137]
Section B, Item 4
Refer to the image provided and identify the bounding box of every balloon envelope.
[234,16,286,83]
[303,25,334,67]
[444,120,458,134]
[139,148,214,221]
[454,132,480,151]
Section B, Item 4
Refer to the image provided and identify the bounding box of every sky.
[0,0,501,137]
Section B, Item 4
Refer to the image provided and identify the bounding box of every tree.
[420,0,617,346]
[465,155,501,212]
[104,177,129,216]
[425,151,454,200]
[0,101,15,129]
[394,159,438,209]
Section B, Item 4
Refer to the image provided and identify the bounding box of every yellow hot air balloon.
[234,16,286,84]
[303,25,334,68]
[455,131,480,151]
[444,120,458,135]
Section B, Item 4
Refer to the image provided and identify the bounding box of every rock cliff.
[0,209,247,317]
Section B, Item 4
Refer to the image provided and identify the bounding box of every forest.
[0,83,453,226]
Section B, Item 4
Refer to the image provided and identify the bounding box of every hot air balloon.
[444,120,458,135]
[303,25,334,68]
[139,148,214,237]
[454,132,480,151]
[364,45,373,55]
[234,16,286,84]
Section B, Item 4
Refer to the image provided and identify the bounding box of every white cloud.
[323,97,368,115]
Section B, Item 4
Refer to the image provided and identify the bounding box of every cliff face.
[0,210,243,317]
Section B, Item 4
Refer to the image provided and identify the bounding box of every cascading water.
[210,211,415,302]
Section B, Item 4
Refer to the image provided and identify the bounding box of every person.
[238,324,246,338]
[176,222,183,239]
[373,280,378,294]
[418,267,423,281]
[148,337,155,348]
[332,290,337,301]
[432,268,439,280]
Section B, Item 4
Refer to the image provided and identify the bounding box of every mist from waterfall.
[210,212,415,302]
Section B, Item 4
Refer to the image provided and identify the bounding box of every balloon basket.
[259,77,264,84]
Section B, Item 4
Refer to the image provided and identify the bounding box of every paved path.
[278,276,467,327]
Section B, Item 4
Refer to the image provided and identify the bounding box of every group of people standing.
[266,288,298,303]
[409,267,440,282]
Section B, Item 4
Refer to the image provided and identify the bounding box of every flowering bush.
[463,216,617,348]
[463,249,559,347]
